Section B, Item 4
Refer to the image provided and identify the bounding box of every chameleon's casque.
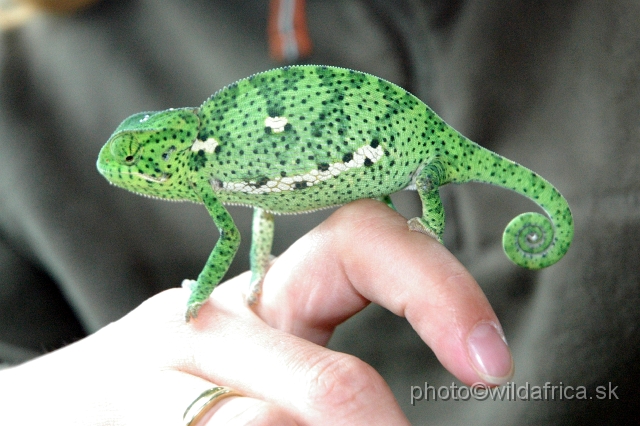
[97,65,574,321]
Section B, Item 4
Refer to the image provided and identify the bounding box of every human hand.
[0,199,512,425]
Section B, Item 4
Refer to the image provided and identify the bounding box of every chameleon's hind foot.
[246,276,263,306]
[407,217,442,243]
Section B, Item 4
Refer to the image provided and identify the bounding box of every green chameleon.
[97,65,574,321]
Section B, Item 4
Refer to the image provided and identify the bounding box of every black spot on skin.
[284,123,293,131]
[267,105,285,117]
[318,163,330,172]
[342,152,353,163]
[370,139,380,148]
[214,145,221,154]
[294,181,307,190]
[364,158,373,167]
[190,151,207,171]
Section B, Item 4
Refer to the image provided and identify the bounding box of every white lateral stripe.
[264,116,289,133]
[191,137,219,153]
[220,143,384,194]
[136,172,169,183]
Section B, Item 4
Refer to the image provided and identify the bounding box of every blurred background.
[1,0,638,424]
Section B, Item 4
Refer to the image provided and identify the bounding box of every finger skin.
[200,397,300,426]
[0,288,409,426]
[176,284,411,425]
[0,198,508,426]
[0,321,221,425]
[254,198,512,386]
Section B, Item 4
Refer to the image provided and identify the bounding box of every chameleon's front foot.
[185,302,204,322]
[182,279,206,322]
[407,217,443,243]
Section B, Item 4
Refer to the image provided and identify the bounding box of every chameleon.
[96,65,574,321]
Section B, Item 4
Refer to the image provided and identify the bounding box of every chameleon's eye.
[110,132,142,165]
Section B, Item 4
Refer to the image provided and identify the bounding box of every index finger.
[254,199,514,386]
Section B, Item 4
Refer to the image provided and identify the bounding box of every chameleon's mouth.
[96,159,171,186]
[135,172,171,183]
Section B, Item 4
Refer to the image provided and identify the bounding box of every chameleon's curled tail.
[454,142,574,270]
[496,162,572,270]
[502,208,571,270]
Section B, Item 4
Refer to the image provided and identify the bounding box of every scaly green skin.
[97,65,574,321]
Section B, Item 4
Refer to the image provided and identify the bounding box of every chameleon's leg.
[407,158,448,243]
[185,190,241,321]
[376,194,397,211]
[247,207,275,305]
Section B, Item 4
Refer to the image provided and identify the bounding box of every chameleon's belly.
[212,154,415,213]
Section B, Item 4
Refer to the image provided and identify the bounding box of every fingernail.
[467,321,514,385]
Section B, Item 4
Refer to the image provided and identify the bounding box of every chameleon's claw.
[407,217,443,243]
[185,302,203,322]
[246,278,262,306]
[182,279,204,322]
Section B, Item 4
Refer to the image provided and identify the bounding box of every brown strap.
[268,0,312,62]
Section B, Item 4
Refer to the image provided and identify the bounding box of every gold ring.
[183,386,242,426]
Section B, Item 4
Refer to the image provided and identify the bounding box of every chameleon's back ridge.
[97,65,574,320]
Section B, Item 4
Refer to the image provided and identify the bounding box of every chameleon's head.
[97,108,200,201]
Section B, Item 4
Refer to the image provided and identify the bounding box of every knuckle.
[306,352,386,410]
